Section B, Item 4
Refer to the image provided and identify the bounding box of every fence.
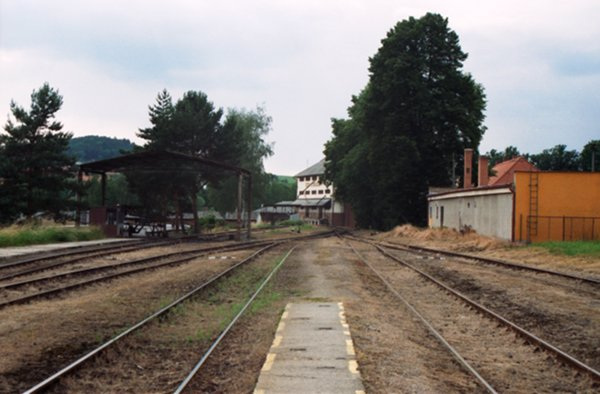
[519,215,600,242]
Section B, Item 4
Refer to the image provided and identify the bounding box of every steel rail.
[371,242,600,381]
[173,246,296,394]
[0,229,332,283]
[347,234,600,286]
[22,243,279,394]
[343,238,497,393]
[0,241,275,290]
[1,231,334,309]
[0,242,275,310]
[0,239,186,281]
[0,238,173,269]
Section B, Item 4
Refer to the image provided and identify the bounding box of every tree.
[0,83,76,222]
[324,13,486,229]
[581,139,600,171]
[130,90,273,231]
[529,144,580,171]
[205,107,273,212]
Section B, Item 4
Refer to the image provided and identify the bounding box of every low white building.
[428,185,513,240]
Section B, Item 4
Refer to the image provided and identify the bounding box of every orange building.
[514,171,600,242]
[429,149,600,242]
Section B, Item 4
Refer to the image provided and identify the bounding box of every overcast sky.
[1,0,599,175]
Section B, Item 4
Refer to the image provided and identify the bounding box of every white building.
[277,159,354,226]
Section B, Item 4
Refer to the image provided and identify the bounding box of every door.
[440,206,444,228]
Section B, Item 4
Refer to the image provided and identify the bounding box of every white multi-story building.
[277,159,354,226]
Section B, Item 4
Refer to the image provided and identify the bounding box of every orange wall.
[514,172,600,242]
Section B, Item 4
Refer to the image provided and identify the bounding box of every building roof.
[488,156,538,186]
[276,198,331,208]
[427,184,512,201]
[295,159,325,177]
[79,150,250,175]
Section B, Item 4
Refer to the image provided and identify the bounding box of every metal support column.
[101,173,107,207]
[246,173,252,239]
[236,172,243,241]
[76,169,83,227]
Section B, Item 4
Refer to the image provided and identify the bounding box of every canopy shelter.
[77,150,252,240]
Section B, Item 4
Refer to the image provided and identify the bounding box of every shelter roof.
[295,159,325,177]
[79,150,249,175]
[276,198,331,207]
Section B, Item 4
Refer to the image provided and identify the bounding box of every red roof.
[488,156,539,186]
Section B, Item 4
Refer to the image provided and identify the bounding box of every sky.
[1,0,599,175]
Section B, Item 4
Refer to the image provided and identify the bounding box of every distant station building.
[428,149,600,242]
[277,159,355,227]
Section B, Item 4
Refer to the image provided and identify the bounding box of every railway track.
[351,234,600,285]
[22,244,295,393]
[0,231,333,310]
[343,237,600,392]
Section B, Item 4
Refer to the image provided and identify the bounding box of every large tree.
[0,83,76,222]
[325,13,486,229]
[581,139,600,171]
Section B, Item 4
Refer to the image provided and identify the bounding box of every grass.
[0,225,105,247]
[534,241,600,257]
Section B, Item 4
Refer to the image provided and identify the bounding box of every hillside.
[69,135,135,163]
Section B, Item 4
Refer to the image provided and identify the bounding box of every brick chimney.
[478,155,489,187]
[463,148,473,189]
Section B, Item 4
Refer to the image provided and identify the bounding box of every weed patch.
[534,241,600,257]
[0,225,104,247]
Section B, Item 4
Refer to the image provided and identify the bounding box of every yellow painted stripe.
[346,339,355,356]
[276,321,285,333]
[254,390,265,394]
[344,330,350,336]
[348,359,359,374]
[272,335,283,348]
[281,311,289,320]
[262,353,276,371]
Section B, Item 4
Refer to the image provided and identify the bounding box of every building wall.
[296,175,333,199]
[428,190,513,240]
[514,172,600,242]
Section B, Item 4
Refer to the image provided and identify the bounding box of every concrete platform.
[0,238,138,260]
[254,302,364,394]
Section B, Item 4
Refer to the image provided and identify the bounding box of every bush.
[277,219,304,227]
[0,225,104,247]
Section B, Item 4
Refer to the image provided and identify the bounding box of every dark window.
[325,189,331,193]
[318,190,324,194]
[312,190,316,194]
[429,207,432,218]
[299,191,304,195]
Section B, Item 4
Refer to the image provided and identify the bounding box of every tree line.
[486,142,600,172]
[0,84,295,224]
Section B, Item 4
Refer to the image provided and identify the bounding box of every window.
[299,191,304,195]
[325,189,331,194]
[312,190,316,194]
[318,190,324,194]
[436,206,438,219]
[429,207,432,218]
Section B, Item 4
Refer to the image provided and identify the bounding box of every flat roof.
[79,150,249,175]
[428,184,512,201]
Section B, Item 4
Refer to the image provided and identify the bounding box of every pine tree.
[0,83,75,222]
